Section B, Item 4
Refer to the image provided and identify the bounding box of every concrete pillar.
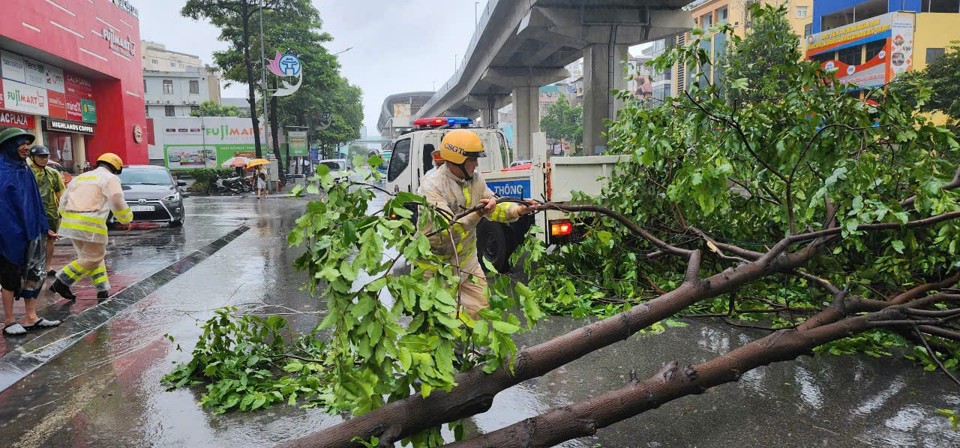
[31,118,44,147]
[71,134,86,173]
[513,86,539,161]
[482,96,498,129]
[583,43,629,155]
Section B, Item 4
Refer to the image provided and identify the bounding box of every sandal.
[3,322,26,336]
[23,318,61,330]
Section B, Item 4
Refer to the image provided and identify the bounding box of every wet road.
[0,193,957,447]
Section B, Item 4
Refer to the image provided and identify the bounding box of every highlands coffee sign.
[45,118,95,135]
[102,28,136,57]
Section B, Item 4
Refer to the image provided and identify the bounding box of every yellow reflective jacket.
[28,160,65,224]
[418,164,523,277]
[58,167,132,244]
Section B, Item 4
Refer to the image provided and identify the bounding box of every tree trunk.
[282,246,822,448]
[240,0,263,158]
[447,306,910,448]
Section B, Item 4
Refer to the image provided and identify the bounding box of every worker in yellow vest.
[50,153,132,300]
[418,129,538,319]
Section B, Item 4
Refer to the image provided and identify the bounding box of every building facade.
[144,68,215,118]
[0,0,148,170]
[806,0,960,93]
[141,41,221,119]
[672,0,813,95]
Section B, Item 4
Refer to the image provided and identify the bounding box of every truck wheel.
[478,220,510,273]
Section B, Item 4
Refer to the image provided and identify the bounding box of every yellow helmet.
[96,153,124,174]
[439,129,485,165]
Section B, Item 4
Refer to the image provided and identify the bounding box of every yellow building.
[671,0,813,95]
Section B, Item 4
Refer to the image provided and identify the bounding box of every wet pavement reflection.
[0,193,956,447]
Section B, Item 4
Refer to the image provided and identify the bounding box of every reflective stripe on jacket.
[58,167,131,244]
[418,164,522,277]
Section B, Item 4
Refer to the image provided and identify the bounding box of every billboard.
[288,130,308,157]
[806,12,915,89]
[149,117,266,169]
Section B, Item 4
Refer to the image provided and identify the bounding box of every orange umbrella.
[247,158,270,169]
[221,156,250,168]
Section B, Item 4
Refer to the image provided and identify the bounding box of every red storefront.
[0,0,146,170]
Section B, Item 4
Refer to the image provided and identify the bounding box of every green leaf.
[890,240,905,254]
[491,320,521,334]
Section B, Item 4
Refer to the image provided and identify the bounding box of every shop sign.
[0,109,35,129]
[3,79,48,116]
[102,28,136,58]
[288,130,308,157]
[64,72,94,100]
[23,57,46,89]
[45,118,95,135]
[44,65,64,94]
[109,0,139,17]
[81,99,97,124]
[1,51,25,83]
[65,96,83,122]
[47,91,67,119]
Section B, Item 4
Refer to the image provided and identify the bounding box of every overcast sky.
[138,1,482,137]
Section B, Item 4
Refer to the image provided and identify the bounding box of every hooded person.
[0,128,62,336]
[28,144,66,277]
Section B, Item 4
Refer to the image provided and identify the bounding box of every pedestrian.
[50,153,133,301]
[418,129,538,319]
[27,144,66,277]
[257,171,267,200]
[0,128,62,335]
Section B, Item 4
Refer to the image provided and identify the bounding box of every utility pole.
[259,0,270,159]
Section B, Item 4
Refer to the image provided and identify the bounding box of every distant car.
[110,165,186,227]
[47,160,73,184]
[510,159,531,168]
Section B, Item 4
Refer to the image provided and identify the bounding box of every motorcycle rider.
[50,153,133,300]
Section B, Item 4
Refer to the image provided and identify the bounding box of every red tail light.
[551,221,573,237]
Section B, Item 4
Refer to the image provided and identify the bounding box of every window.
[143,79,147,93]
[189,80,200,94]
[700,12,713,31]
[165,106,175,117]
[163,79,173,94]
[421,144,435,175]
[924,0,960,13]
[151,58,158,64]
[170,61,176,67]
[190,105,200,115]
[387,138,411,183]
[718,7,728,24]
[838,46,862,66]
[927,47,946,63]
[797,6,808,19]
[804,23,812,38]
[865,40,885,62]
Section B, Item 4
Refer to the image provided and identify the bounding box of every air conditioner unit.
[182,101,188,105]
[166,100,172,105]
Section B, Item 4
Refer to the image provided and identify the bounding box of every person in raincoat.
[418,129,538,319]
[50,153,132,300]
[28,144,66,276]
[0,128,62,335]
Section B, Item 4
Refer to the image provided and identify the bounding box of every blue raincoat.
[0,145,48,267]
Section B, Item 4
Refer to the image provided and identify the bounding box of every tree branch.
[914,326,960,388]
[900,165,960,208]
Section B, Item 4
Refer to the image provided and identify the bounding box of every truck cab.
[384,117,511,194]
[384,116,625,272]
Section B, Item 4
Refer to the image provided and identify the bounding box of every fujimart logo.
[7,89,44,108]
[205,125,261,140]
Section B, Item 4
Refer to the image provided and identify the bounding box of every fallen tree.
[169,6,960,447]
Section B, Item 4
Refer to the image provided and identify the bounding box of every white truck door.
[385,136,414,193]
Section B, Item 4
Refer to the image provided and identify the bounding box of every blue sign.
[486,179,531,199]
[278,54,302,77]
